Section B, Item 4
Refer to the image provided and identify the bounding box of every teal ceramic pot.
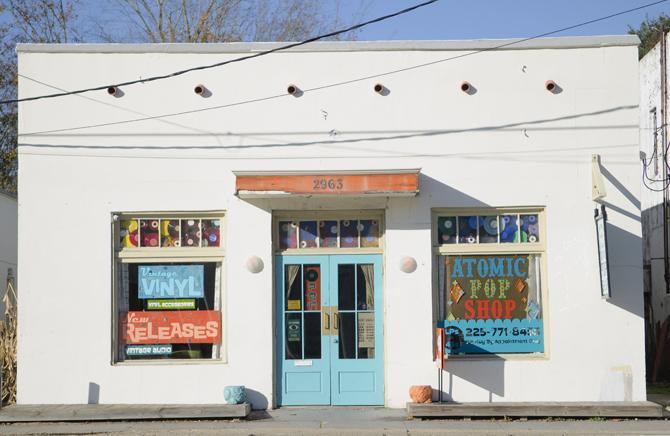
[224,385,246,404]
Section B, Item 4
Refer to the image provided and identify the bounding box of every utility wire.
[3,0,439,105]
[19,0,663,137]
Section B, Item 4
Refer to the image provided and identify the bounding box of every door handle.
[324,312,330,330]
[334,312,339,330]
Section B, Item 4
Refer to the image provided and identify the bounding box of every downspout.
[662,30,670,293]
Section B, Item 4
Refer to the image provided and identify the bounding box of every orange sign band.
[236,173,419,195]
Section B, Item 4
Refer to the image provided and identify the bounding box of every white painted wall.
[0,191,17,296]
[17,37,644,408]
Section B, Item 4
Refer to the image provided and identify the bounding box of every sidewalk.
[1,407,669,435]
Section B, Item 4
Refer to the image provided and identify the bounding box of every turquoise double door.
[276,254,384,406]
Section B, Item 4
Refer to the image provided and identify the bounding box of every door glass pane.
[284,265,302,311]
[357,312,375,359]
[338,264,355,310]
[285,313,302,360]
[303,265,321,311]
[356,264,374,310]
[304,313,321,359]
[338,312,356,359]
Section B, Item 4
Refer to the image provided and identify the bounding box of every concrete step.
[407,401,665,418]
[0,403,251,422]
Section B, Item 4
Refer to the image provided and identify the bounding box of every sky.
[336,0,669,40]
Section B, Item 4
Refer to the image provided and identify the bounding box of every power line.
[3,0,439,105]
[18,0,663,137]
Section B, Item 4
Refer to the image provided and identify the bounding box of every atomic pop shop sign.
[439,254,544,355]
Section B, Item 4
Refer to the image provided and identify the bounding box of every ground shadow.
[245,388,269,410]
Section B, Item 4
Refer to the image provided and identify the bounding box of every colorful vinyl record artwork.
[299,221,318,248]
[478,216,498,243]
[500,214,519,243]
[520,214,540,243]
[437,216,457,244]
[458,216,478,244]
[120,219,139,248]
[181,219,201,247]
[340,219,359,248]
[360,220,379,248]
[319,220,338,248]
[160,219,180,247]
[140,219,160,247]
[279,221,298,249]
[202,219,221,247]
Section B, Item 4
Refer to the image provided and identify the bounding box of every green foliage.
[629,14,670,59]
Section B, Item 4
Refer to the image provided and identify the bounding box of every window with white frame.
[113,213,224,362]
[434,209,546,356]
[274,212,383,252]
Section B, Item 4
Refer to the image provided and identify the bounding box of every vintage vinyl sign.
[138,265,204,299]
[121,310,221,344]
[441,254,544,354]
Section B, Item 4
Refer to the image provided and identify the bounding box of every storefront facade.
[16,36,644,408]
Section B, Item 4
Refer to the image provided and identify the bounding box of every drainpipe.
[663,33,669,292]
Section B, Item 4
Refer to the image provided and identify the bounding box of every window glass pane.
[303,265,321,311]
[500,214,519,243]
[119,262,221,361]
[360,220,379,248]
[299,221,318,248]
[279,221,298,250]
[319,220,338,247]
[181,219,201,247]
[356,264,374,310]
[478,216,498,243]
[338,312,356,359]
[458,216,478,244]
[202,219,221,247]
[441,254,544,355]
[520,214,539,243]
[304,313,321,359]
[285,313,302,360]
[338,264,355,310]
[357,312,375,359]
[160,219,180,247]
[340,219,359,248]
[285,265,302,311]
[437,216,457,244]
[120,219,139,248]
[140,219,160,247]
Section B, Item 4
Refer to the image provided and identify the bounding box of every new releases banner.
[121,310,221,344]
[138,265,204,299]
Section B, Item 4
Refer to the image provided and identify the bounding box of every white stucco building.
[639,33,670,382]
[0,189,16,293]
[16,35,645,408]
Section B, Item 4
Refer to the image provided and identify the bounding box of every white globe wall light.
[399,256,418,274]
[245,256,264,274]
